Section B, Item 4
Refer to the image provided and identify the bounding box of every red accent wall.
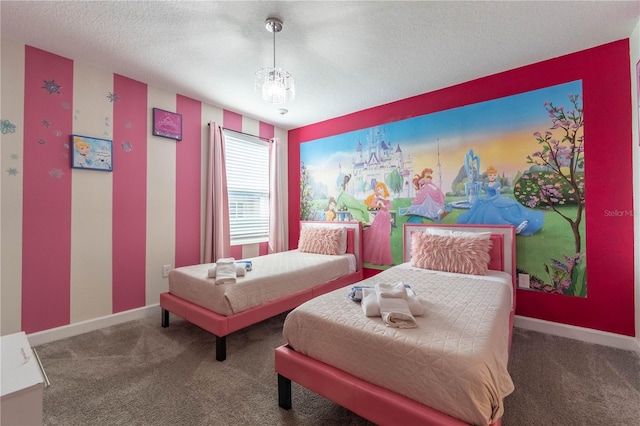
[112,75,148,313]
[287,40,635,336]
[175,95,202,267]
[22,46,74,332]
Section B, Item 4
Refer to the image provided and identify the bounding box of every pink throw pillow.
[411,231,492,275]
[298,226,343,255]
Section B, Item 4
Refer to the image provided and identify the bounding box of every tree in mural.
[385,168,404,195]
[300,162,314,220]
[514,94,585,295]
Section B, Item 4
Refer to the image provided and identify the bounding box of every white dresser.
[1,331,48,426]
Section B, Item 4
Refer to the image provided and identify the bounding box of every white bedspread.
[282,264,514,426]
[168,250,355,316]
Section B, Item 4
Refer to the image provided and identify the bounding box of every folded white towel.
[406,287,424,316]
[361,283,423,317]
[214,257,237,284]
[378,282,408,298]
[361,288,380,316]
[207,264,246,279]
[361,287,423,317]
[376,282,417,328]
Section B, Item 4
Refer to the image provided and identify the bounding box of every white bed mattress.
[282,263,514,426]
[168,250,356,316]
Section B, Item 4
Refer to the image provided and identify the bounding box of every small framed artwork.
[152,108,182,140]
[71,135,113,171]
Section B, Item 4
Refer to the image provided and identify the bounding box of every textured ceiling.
[1,1,638,130]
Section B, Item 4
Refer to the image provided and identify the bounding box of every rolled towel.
[376,282,417,329]
[236,260,252,271]
[348,285,371,301]
[236,265,246,277]
[215,257,237,284]
[207,264,246,278]
[361,285,423,317]
[349,283,411,302]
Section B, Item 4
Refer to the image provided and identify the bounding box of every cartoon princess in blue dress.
[457,165,543,235]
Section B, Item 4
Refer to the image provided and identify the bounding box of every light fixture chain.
[255,17,295,104]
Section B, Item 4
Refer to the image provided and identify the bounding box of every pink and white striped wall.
[0,40,280,335]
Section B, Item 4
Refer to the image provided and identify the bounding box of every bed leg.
[161,308,169,328]
[215,335,226,362]
[278,374,292,410]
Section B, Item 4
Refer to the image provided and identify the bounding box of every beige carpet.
[36,311,640,425]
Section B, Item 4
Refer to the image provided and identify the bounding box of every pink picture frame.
[152,108,182,141]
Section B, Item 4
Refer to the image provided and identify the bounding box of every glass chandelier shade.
[255,18,295,104]
[255,67,295,104]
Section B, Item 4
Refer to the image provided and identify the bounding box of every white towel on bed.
[214,257,237,284]
[361,283,424,317]
[375,282,417,328]
[207,264,246,279]
[361,288,380,316]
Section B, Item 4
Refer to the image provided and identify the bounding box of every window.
[223,130,270,245]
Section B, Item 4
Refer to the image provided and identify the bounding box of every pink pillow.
[298,226,343,255]
[411,231,492,275]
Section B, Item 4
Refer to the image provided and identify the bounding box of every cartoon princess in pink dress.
[362,182,394,266]
[399,168,447,221]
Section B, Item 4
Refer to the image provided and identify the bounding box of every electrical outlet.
[518,273,530,288]
[162,264,172,278]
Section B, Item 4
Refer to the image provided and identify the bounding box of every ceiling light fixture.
[255,17,295,104]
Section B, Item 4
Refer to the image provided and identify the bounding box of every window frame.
[223,130,270,246]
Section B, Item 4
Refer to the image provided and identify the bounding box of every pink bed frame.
[160,221,363,361]
[275,223,516,426]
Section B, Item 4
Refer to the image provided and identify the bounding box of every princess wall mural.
[300,80,586,297]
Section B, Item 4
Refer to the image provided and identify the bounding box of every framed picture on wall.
[71,134,113,171]
[152,108,182,140]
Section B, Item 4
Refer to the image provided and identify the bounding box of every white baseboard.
[26,304,160,347]
[24,308,640,355]
[515,315,640,354]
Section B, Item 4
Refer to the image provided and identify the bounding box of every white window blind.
[223,130,270,245]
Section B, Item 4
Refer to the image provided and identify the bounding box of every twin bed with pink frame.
[160,220,516,424]
[276,223,517,426]
[160,221,363,361]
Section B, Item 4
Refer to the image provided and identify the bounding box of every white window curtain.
[204,123,230,263]
[269,137,286,253]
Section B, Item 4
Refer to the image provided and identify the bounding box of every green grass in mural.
[353,196,586,296]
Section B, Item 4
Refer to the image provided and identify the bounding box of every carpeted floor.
[36,311,640,425]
